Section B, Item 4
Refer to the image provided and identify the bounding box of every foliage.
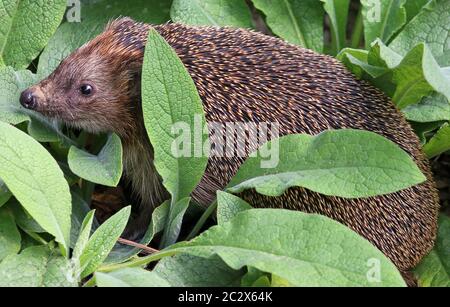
[0,0,448,287]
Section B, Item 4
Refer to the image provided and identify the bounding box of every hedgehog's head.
[20,18,149,137]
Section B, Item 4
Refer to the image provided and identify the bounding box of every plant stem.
[97,250,176,273]
[351,6,364,49]
[186,201,217,241]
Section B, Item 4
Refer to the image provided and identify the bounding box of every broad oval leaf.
[0,246,77,287]
[389,0,450,66]
[0,67,36,124]
[227,130,426,198]
[154,254,243,287]
[252,0,324,51]
[95,268,170,287]
[68,133,123,187]
[168,209,405,286]
[423,123,450,158]
[171,0,253,28]
[403,93,450,123]
[142,28,209,202]
[0,121,71,256]
[216,191,252,225]
[361,0,407,48]
[0,0,67,69]
[0,207,21,261]
[414,215,450,287]
[80,206,131,278]
[142,29,209,246]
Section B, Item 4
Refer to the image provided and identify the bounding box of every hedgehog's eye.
[80,84,94,96]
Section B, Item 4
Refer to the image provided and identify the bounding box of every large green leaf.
[361,0,407,48]
[0,0,67,69]
[390,43,450,109]
[0,121,71,256]
[0,67,36,124]
[216,191,252,225]
[80,206,131,278]
[166,209,405,286]
[320,0,350,52]
[423,123,450,157]
[95,268,170,287]
[0,246,77,287]
[68,134,123,187]
[171,0,253,28]
[339,41,450,109]
[403,93,450,123]
[0,206,21,261]
[404,0,429,22]
[252,0,324,52]
[37,0,172,78]
[389,0,450,66]
[142,28,209,246]
[227,130,426,198]
[414,215,450,287]
[154,254,243,287]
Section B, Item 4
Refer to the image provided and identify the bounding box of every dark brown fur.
[25,18,439,270]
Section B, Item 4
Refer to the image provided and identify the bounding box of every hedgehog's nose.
[20,89,37,110]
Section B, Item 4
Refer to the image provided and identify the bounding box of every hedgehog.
[19,17,439,271]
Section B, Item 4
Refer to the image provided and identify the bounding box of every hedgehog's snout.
[20,88,37,110]
[20,86,46,111]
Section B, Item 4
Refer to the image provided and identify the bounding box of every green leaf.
[414,215,450,287]
[423,123,450,157]
[68,134,123,187]
[320,0,350,52]
[142,28,209,203]
[227,130,426,199]
[154,254,243,287]
[37,0,172,78]
[80,206,131,278]
[171,0,253,28]
[73,210,95,262]
[142,28,209,246]
[8,199,46,234]
[160,197,191,248]
[339,41,450,109]
[0,246,77,287]
[216,191,252,225]
[106,201,169,264]
[404,0,429,22]
[0,0,67,69]
[337,48,386,78]
[411,121,446,145]
[361,0,407,48]
[167,209,405,286]
[390,43,450,109]
[70,188,98,249]
[0,207,21,261]
[95,268,170,287]
[389,0,450,66]
[0,179,11,208]
[252,0,324,51]
[0,67,36,124]
[0,121,71,256]
[403,93,450,123]
[241,267,270,287]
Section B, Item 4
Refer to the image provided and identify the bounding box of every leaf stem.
[351,6,364,49]
[97,250,176,273]
[186,200,217,241]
